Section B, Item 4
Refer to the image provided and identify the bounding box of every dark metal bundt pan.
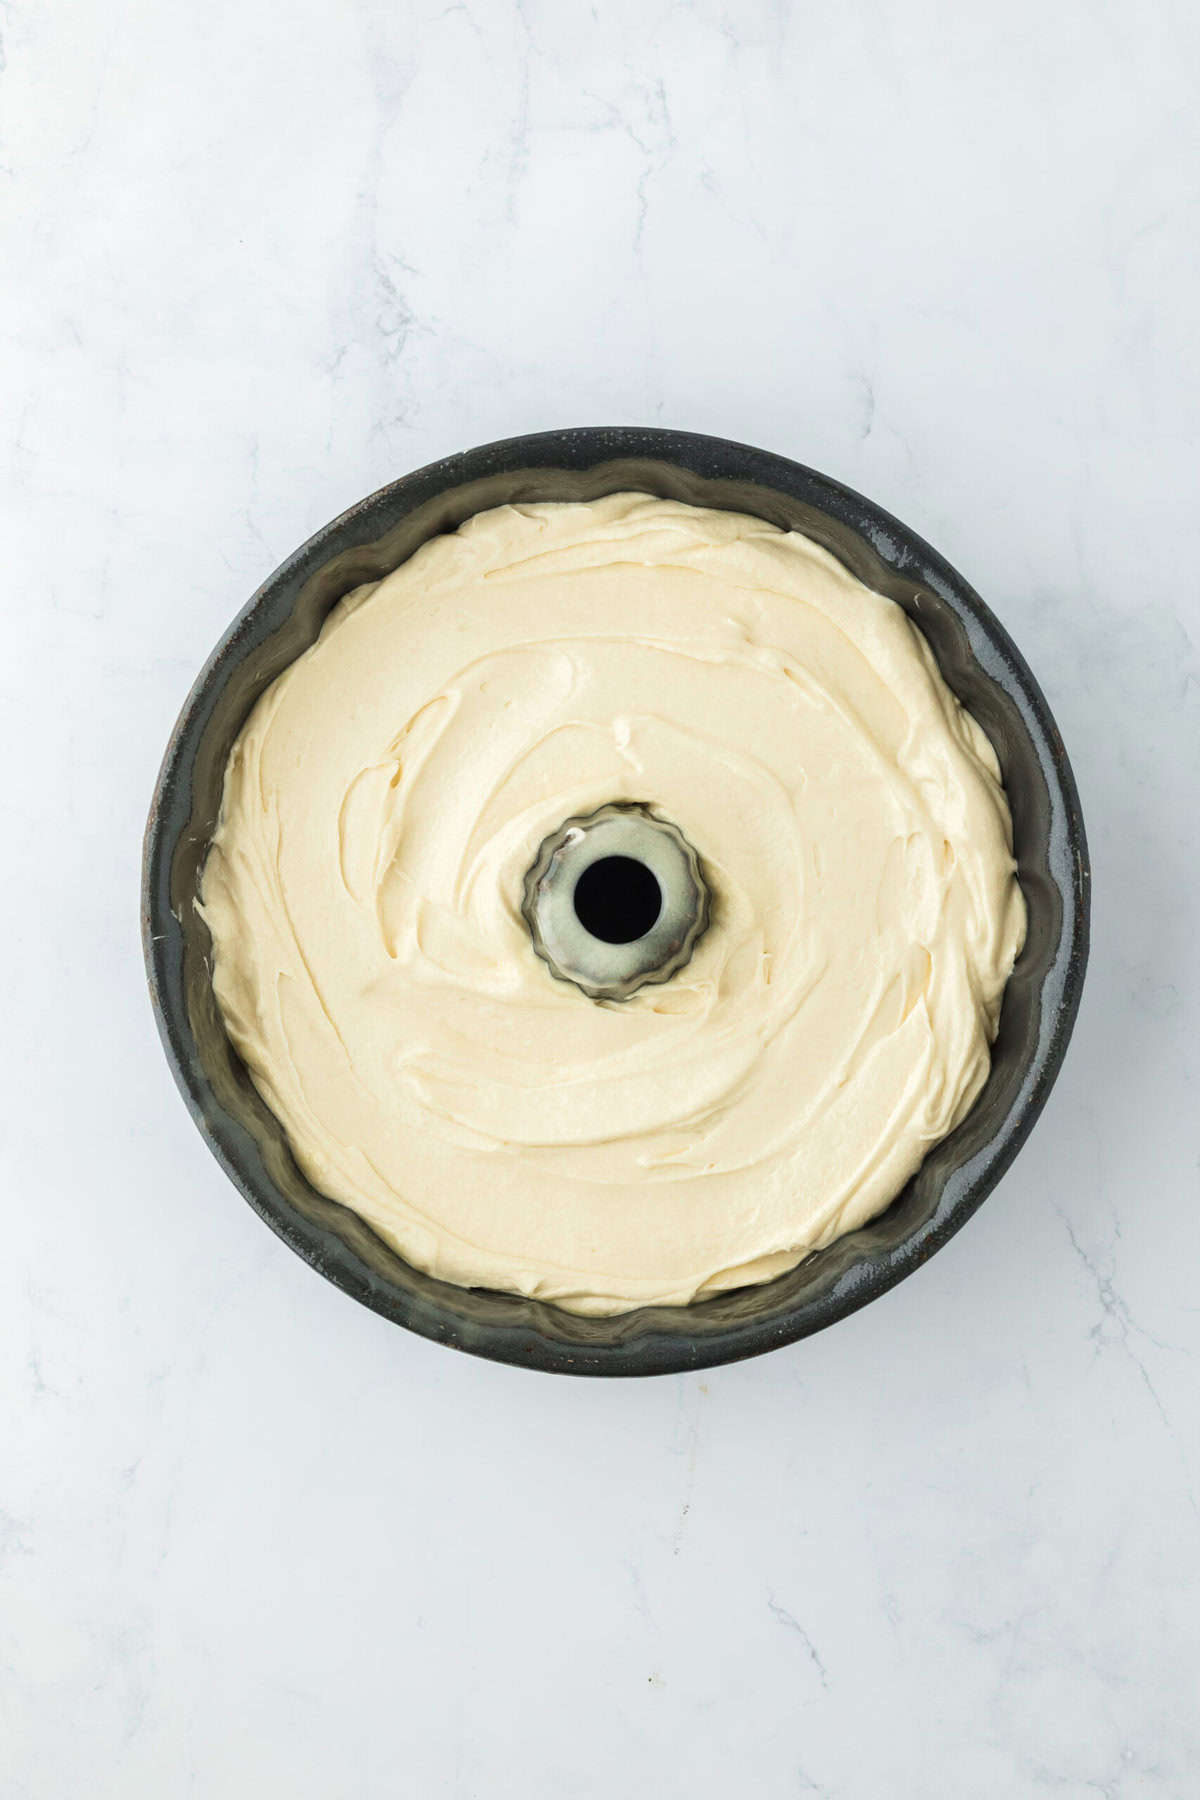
[143,428,1090,1376]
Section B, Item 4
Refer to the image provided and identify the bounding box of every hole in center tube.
[572,856,663,945]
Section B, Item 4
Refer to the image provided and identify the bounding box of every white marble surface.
[3,0,1199,1792]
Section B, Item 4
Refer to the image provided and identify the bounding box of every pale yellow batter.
[200,495,1026,1314]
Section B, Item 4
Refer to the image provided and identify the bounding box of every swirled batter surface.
[200,495,1026,1314]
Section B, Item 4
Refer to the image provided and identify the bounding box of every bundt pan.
[143,427,1090,1376]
